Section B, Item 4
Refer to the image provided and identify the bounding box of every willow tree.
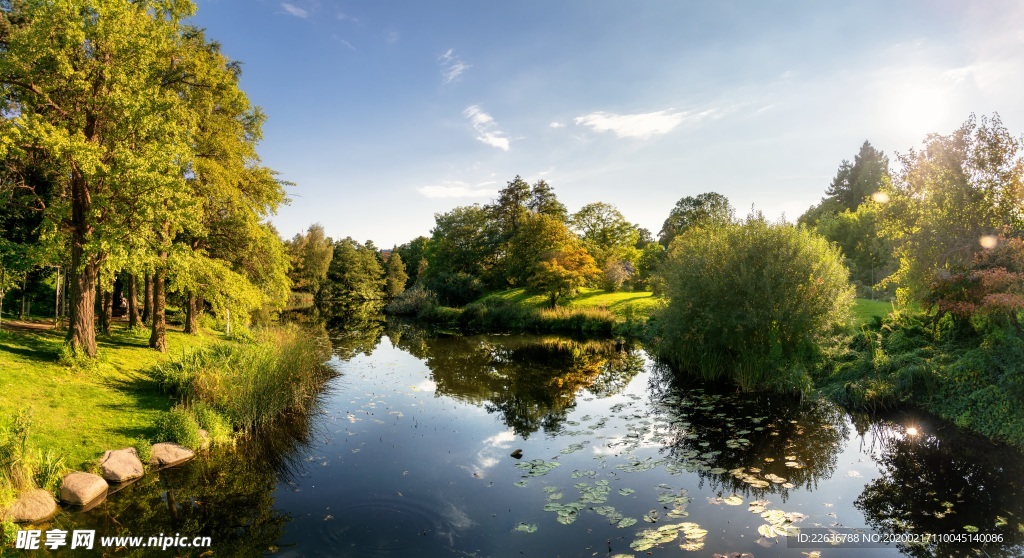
[1,0,203,356]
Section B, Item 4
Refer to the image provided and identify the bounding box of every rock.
[510,449,523,459]
[5,489,58,523]
[100,448,145,483]
[60,472,108,506]
[149,442,195,468]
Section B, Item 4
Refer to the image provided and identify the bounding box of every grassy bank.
[0,323,212,469]
[389,287,664,337]
[151,324,334,446]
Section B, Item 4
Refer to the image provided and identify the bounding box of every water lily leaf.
[513,481,528,487]
[679,539,705,551]
[618,517,638,528]
[723,495,743,506]
[618,488,636,496]
[758,524,779,538]
[515,522,537,533]
[964,525,979,533]
[708,467,728,474]
[543,503,563,512]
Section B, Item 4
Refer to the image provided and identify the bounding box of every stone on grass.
[149,443,195,468]
[5,489,58,523]
[100,448,145,483]
[60,472,108,506]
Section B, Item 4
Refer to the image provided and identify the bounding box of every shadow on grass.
[100,372,176,441]
[0,328,64,362]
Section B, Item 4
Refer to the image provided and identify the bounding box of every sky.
[190,0,1024,248]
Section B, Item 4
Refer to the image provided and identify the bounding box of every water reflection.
[639,367,849,503]
[388,331,644,437]
[855,413,1024,557]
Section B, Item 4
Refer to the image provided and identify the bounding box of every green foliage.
[384,251,409,298]
[926,236,1024,329]
[882,114,1024,304]
[821,310,1024,448]
[320,237,385,303]
[655,213,854,391]
[156,406,204,450]
[32,449,68,494]
[658,192,733,248]
[384,283,437,316]
[0,409,34,501]
[287,224,334,294]
[528,242,601,308]
[151,325,333,431]
[569,202,641,274]
[393,236,429,288]
[815,202,896,297]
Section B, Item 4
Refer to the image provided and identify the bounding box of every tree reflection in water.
[388,326,645,437]
[51,392,330,558]
[649,364,848,501]
[855,413,1024,558]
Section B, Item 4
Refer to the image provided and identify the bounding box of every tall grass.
[152,325,334,436]
[0,410,69,508]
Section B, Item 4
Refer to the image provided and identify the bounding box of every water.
[40,320,1024,557]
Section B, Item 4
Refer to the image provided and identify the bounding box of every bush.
[384,284,436,316]
[654,214,854,391]
[156,407,203,450]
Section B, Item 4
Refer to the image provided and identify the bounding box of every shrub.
[156,407,203,450]
[654,213,854,391]
[384,284,436,316]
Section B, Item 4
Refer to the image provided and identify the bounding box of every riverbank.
[0,320,214,469]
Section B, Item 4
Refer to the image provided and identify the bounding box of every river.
[45,316,1024,557]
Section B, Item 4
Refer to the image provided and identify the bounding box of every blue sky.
[191,0,1024,247]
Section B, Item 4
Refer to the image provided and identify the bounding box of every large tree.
[883,114,1024,303]
[1,0,206,356]
[659,192,733,248]
[569,202,641,282]
[287,224,334,295]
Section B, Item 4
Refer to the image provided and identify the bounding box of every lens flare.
[871,192,890,204]
[980,235,999,249]
[906,427,919,436]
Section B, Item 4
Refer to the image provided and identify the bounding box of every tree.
[394,236,429,288]
[424,204,496,286]
[488,175,532,239]
[882,114,1024,303]
[569,202,641,278]
[320,238,384,303]
[825,141,890,214]
[656,213,853,391]
[384,251,408,298]
[658,192,733,247]
[529,243,600,308]
[287,224,334,294]
[799,141,891,228]
[815,203,896,297]
[528,180,568,222]
[1,0,208,356]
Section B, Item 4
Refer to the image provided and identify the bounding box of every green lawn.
[479,288,664,320]
[0,322,218,469]
[851,298,893,327]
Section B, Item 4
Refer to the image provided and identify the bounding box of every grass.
[0,321,217,469]
[478,288,664,320]
[851,298,893,327]
[151,325,334,435]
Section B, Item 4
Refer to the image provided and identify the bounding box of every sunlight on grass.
[851,298,892,327]
[0,325,218,468]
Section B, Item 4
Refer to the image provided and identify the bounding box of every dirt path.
[0,319,59,334]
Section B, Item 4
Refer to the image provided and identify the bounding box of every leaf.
[723,495,743,506]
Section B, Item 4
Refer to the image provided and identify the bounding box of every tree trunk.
[149,263,167,352]
[126,273,141,329]
[67,248,99,357]
[184,292,198,334]
[101,286,113,336]
[142,272,152,324]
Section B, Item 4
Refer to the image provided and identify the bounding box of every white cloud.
[386,30,400,44]
[280,2,308,18]
[439,49,470,83]
[337,11,357,22]
[464,105,511,151]
[417,181,496,198]
[574,109,696,139]
[549,121,564,128]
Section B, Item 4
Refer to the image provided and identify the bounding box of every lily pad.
[515,522,537,533]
